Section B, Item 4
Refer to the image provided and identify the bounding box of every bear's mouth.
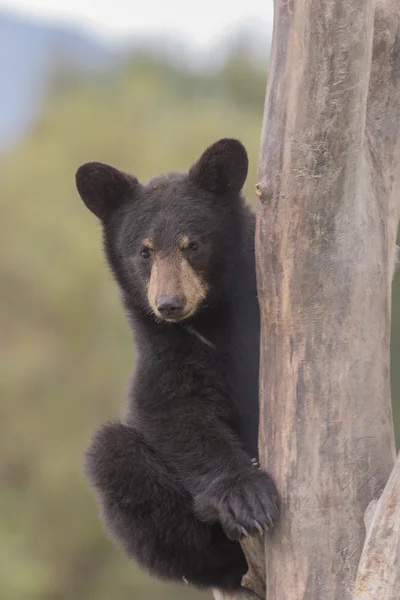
[153,305,197,324]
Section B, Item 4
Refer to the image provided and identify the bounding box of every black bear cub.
[76,139,280,593]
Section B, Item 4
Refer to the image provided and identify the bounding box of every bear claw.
[194,469,280,541]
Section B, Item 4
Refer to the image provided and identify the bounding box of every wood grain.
[255,1,400,599]
[353,453,400,600]
[214,2,400,599]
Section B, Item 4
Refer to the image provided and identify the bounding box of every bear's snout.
[156,296,185,320]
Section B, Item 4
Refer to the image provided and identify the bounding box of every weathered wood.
[214,2,400,599]
[353,452,400,600]
[212,536,265,600]
[394,246,400,275]
[213,587,260,600]
[240,535,265,598]
[254,1,400,599]
[366,0,400,279]
[363,498,378,533]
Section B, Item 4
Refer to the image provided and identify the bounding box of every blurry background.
[0,1,398,599]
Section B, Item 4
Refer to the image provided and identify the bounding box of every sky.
[0,0,274,46]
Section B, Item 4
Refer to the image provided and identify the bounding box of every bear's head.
[75,138,249,323]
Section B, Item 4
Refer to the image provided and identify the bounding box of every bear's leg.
[85,421,248,591]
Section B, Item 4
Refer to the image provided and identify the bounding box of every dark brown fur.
[75,139,280,592]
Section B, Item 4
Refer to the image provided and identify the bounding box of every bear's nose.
[156,296,185,319]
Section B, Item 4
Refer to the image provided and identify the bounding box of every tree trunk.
[214,1,400,599]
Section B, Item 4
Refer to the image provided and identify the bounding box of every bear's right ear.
[75,162,138,220]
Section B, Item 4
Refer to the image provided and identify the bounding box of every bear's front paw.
[194,470,280,541]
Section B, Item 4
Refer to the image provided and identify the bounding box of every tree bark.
[214,1,400,599]
[353,452,400,600]
[254,0,400,599]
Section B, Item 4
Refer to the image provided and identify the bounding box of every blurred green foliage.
[0,43,399,600]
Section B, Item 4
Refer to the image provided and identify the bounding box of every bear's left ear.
[188,138,248,195]
[75,162,138,220]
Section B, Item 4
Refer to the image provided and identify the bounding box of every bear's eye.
[141,247,151,259]
[188,242,199,253]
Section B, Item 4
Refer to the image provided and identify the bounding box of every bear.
[75,138,280,593]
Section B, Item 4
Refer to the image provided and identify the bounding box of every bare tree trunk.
[215,1,400,599]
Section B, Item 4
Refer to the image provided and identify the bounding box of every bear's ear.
[188,138,248,195]
[75,162,138,220]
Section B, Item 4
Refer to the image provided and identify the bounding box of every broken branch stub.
[353,453,400,600]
